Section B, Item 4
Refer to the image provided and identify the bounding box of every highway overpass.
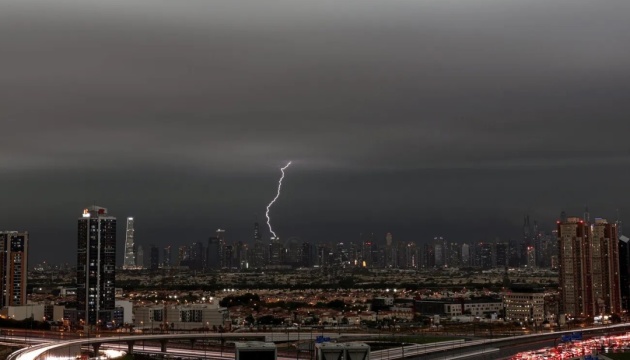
[7,323,630,360]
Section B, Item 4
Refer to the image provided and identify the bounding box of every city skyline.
[7,205,630,266]
[2,0,630,264]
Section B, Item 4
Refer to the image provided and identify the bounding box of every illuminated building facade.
[558,217,621,318]
[503,286,546,323]
[0,231,28,307]
[77,206,116,326]
[122,217,136,269]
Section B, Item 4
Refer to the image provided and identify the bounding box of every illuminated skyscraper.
[77,206,116,326]
[0,231,28,307]
[558,217,621,318]
[123,217,136,269]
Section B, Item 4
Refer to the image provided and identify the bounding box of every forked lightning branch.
[265,161,292,239]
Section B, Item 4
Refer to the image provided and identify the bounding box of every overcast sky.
[1,0,629,265]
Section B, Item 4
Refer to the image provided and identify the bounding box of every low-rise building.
[502,286,546,324]
[134,303,228,331]
[415,297,503,318]
[1,303,46,321]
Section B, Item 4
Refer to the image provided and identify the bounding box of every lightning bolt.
[266,161,292,239]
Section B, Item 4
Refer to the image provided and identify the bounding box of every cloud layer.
[1,0,629,263]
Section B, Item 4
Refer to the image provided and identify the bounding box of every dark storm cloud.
[1,0,629,263]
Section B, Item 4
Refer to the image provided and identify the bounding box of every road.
[7,323,630,360]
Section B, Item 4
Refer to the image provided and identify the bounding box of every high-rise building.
[537,233,557,268]
[401,242,418,269]
[527,246,536,268]
[434,243,443,267]
[477,242,493,269]
[0,231,28,307]
[122,217,136,269]
[360,233,375,267]
[252,223,267,268]
[269,237,283,265]
[591,218,622,315]
[461,243,470,267]
[236,241,248,269]
[77,206,116,326]
[360,242,371,267]
[136,245,144,268]
[521,215,534,266]
[223,245,234,269]
[178,245,189,266]
[301,242,313,267]
[434,237,446,267]
[190,241,205,271]
[495,242,509,269]
[558,217,622,318]
[150,245,160,271]
[207,237,221,270]
[447,242,461,268]
[284,237,302,266]
[619,235,630,312]
[162,246,172,268]
[216,229,226,269]
[334,242,349,267]
[385,233,394,267]
[317,244,330,267]
[422,243,435,268]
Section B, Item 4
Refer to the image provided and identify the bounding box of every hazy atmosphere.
[1,0,629,264]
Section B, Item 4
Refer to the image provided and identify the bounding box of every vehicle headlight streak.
[265,161,292,238]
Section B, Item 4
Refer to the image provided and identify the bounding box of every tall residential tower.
[0,231,28,307]
[77,206,116,326]
[557,217,622,318]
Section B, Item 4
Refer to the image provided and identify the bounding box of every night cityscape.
[2,0,630,360]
